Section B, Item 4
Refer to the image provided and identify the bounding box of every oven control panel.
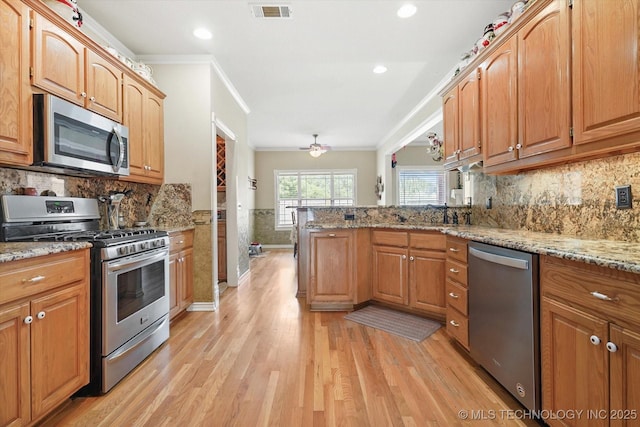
[46,200,75,214]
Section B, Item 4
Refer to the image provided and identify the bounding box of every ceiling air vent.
[250,4,292,19]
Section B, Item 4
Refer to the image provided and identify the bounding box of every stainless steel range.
[0,195,170,394]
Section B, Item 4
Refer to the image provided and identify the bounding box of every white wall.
[254,150,378,208]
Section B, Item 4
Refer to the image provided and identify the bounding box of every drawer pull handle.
[590,291,618,302]
[590,335,601,345]
[606,342,618,353]
[448,292,459,299]
[22,275,45,284]
[37,311,46,320]
[449,320,460,328]
[24,316,33,325]
[449,248,460,252]
[449,268,459,274]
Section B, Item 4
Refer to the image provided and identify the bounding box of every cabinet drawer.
[446,259,468,286]
[371,230,408,247]
[446,237,467,263]
[169,230,194,253]
[446,307,469,350]
[409,232,446,250]
[0,250,89,305]
[541,255,640,325]
[446,280,468,315]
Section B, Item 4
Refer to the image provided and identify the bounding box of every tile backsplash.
[470,151,640,242]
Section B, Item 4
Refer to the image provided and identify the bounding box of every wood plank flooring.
[40,249,539,426]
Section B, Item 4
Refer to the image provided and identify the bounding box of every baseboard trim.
[187,302,216,312]
[261,244,294,249]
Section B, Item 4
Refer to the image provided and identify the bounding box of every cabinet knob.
[590,335,601,345]
[22,275,45,283]
[409,256,414,261]
[402,255,407,260]
[515,143,522,150]
[448,292,459,299]
[508,146,514,152]
[37,311,46,320]
[90,96,96,102]
[449,268,459,274]
[81,92,87,98]
[606,342,618,353]
[449,320,460,328]
[24,316,33,325]
[590,291,619,302]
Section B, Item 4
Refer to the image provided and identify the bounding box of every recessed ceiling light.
[397,4,417,18]
[373,65,388,74]
[193,28,212,40]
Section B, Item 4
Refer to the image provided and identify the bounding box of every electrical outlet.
[486,197,492,209]
[615,185,632,209]
[344,213,355,220]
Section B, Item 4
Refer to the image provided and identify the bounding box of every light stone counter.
[305,222,640,274]
[0,241,93,263]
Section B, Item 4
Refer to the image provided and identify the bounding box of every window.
[397,167,448,205]
[275,170,356,228]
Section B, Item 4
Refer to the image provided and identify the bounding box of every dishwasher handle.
[469,247,529,270]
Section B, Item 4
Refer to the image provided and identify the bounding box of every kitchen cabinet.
[308,229,355,309]
[169,230,194,321]
[371,230,446,318]
[31,11,123,122]
[444,236,469,350]
[121,75,165,184]
[482,0,570,168]
[218,220,227,282]
[0,0,32,167]
[443,70,482,169]
[541,255,640,427]
[572,0,640,148]
[0,249,89,427]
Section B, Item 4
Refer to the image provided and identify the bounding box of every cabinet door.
[309,231,354,302]
[541,297,609,427]
[169,251,180,320]
[573,0,640,145]
[30,283,89,420]
[442,86,459,166]
[409,249,446,315]
[482,36,518,167]
[0,0,32,167]
[218,226,227,282]
[517,0,571,158]
[609,325,640,426]
[31,12,84,104]
[86,50,122,122]
[0,301,30,427]
[144,91,164,182]
[179,248,194,311]
[372,245,408,305]
[458,69,481,161]
[122,75,146,179]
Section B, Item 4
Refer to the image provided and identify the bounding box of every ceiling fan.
[299,134,330,157]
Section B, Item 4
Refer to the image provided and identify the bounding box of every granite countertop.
[0,241,93,263]
[305,222,640,274]
[157,225,196,233]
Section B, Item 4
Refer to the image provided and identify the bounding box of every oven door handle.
[108,250,168,273]
[105,315,169,363]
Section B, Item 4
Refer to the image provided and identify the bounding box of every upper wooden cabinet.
[31,11,123,122]
[443,70,482,169]
[572,0,640,146]
[121,75,164,184]
[0,0,32,166]
[482,0,570,168]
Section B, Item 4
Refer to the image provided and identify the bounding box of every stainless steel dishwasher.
[468,241,540,412]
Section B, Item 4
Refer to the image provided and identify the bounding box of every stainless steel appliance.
[0,195,169,394]
[468,241,540,412]
[32,94,130,177]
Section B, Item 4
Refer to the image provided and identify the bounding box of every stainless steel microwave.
[32,94,129,177]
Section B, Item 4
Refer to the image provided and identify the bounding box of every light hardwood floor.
[41,249,539,426]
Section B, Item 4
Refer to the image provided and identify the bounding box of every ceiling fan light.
[309,149,322,158]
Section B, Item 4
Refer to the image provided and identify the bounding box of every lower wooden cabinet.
[0,249,90,427]
[444,236,469,349]
[218,220,227,282]
[169,229,194,321]
[371,230,446,318]
[541,255,640,427]
[308,229,355,309]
